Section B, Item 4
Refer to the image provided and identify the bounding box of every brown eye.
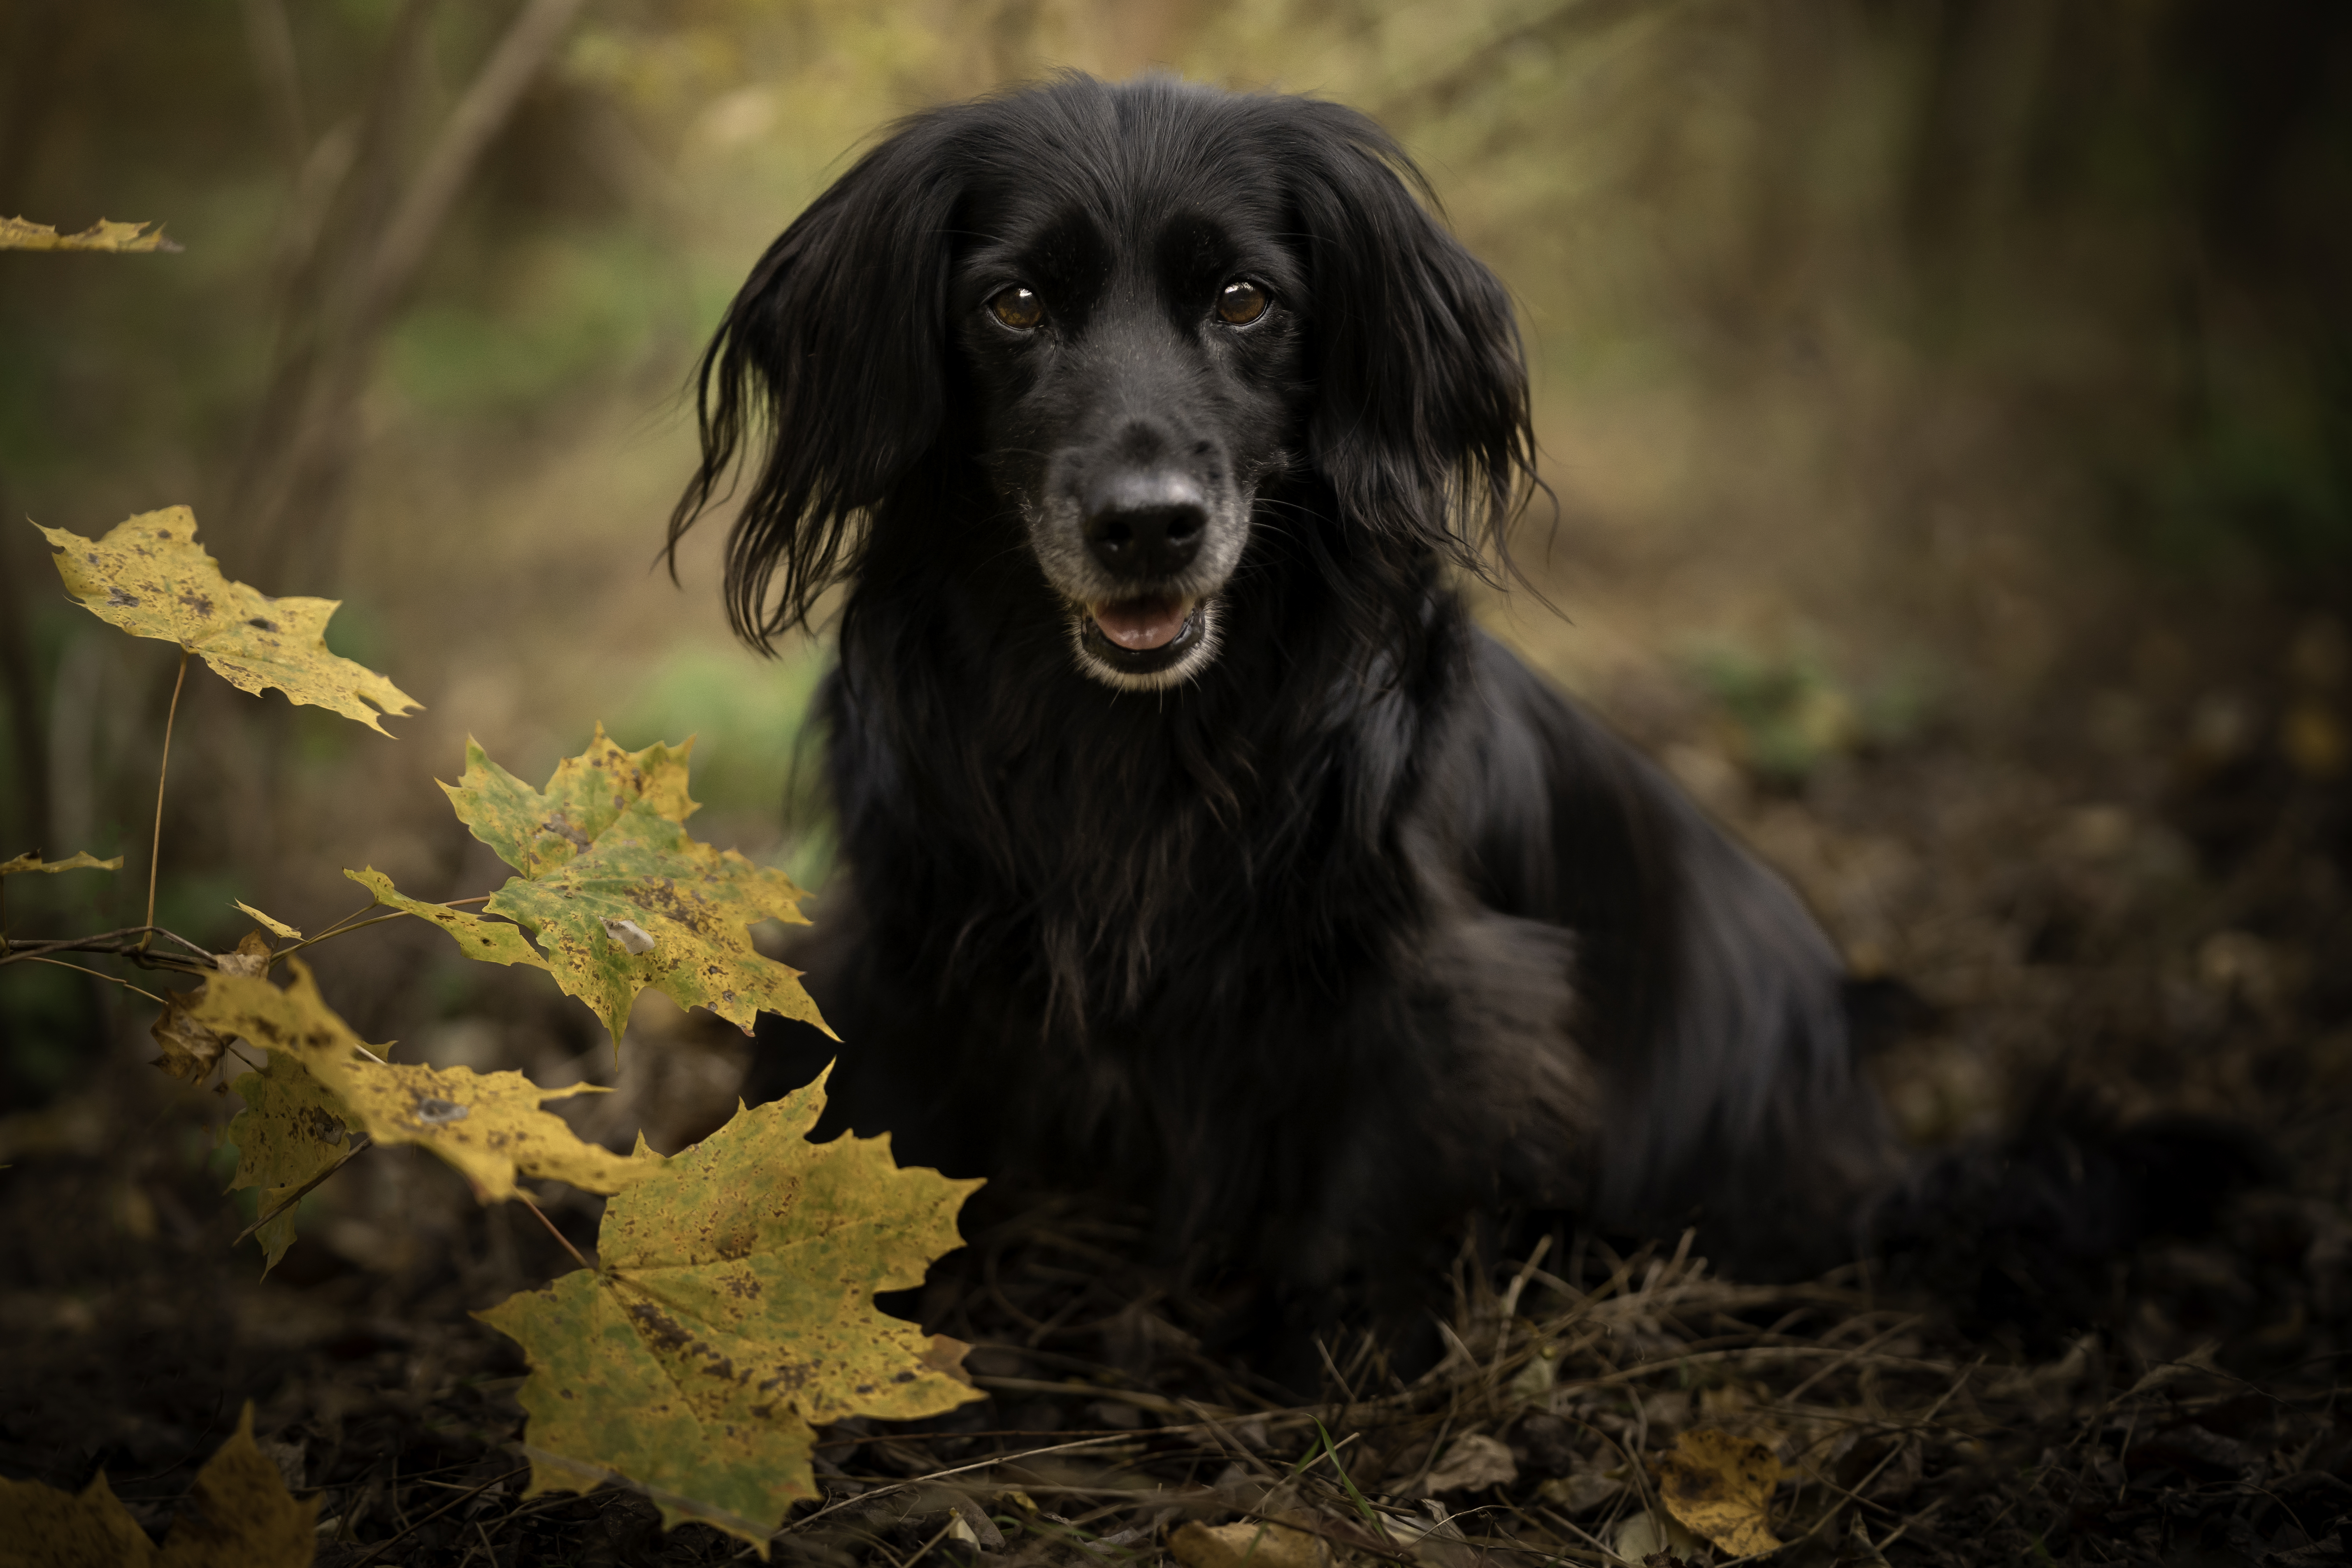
[989,285,1043,330]
[1216,279,1269,326]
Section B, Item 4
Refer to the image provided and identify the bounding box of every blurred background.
[4,0,2351,1221]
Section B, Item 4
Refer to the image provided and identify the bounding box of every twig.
[340,1462,528,1568]
[10,953,167,1004]
[139,648,189,953]
[518,1192,592,1271]
[234,1136,373,1245]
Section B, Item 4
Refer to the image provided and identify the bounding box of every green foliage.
[365,726,827,1043]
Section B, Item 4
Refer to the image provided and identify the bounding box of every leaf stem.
[233,1134,373,1246]
[142,647,189,954]
[272,909,410,962]
[517,1191,593,1271]
[11,953,168,1004]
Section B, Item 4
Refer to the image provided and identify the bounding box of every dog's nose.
[1083,469,1207,579]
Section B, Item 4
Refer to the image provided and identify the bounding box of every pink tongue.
[1091,596,1192,650]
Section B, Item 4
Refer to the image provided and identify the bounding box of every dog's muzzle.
[1040,463,1242,691]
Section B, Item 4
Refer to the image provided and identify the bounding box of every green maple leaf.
[356,727,827,1043]
[35,507,420,733]
[476,1071,984,1555]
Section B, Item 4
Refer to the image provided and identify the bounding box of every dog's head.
[672,74,1534,691]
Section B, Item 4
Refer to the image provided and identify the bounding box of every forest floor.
[5,492,2352,1566]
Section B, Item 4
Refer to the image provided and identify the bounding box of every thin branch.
[272,909,410,961]
[12,954,167,1004]
[234,1136,373,1246]
[518,1192,592,1272]
[141,648,189,953]
[353,0,589,329]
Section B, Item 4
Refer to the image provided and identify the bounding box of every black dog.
[668,74,1903,1331]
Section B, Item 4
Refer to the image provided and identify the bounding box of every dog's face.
[673,76,1534,680]
[951,190,1309,690]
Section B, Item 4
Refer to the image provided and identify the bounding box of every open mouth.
[1072,593,1213,686]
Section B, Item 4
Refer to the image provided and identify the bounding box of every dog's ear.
[1278,102,1538,570]
[667,125,962,648]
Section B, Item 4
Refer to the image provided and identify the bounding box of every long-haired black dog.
[665,73,2245,1354]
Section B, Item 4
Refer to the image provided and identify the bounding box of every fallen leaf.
[1652,1427,1783,1557]
[474,1071,983,1555]
[369,728,825,1041]
[0,1466,154,1566]
[36,507,420,734]
[0,215,179,252]
[1613,1510,1704,1566]
[1422,1432,1518,1493]
[152,989,232,1084]
[153,1403,316,1566]
[1171,1520,1332,1568]
[0,1405,311,1568]
[230,900,301,940]
[191,959,661,1203]
[1,849,123,876]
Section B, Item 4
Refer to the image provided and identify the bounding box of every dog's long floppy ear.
[1276,102,1538,571]
[667,124,962,649]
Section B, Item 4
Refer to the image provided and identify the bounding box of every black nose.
[1083,470,1207,579]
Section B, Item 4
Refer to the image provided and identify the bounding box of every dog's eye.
[988,286,1044,330]
[1216,279,1270,326]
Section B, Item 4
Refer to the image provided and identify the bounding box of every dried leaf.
[0,215,179,252]
[374,728,825,1041]
[1613,1511,1704,1566]
[0,850,123,876]
[0,1406,310,1568]
[475,1071,984,1555]
[36,507,420,734]
[152,1404,316,1567]
[214,932,274,979]
[1652,1428,1783,1558]
[0,1466,154,1566]
[230,901,300,940]
[191,958,661,1203]
[152,990,232,1084]
[1422,1432,1518,1494]
[344,867,549,971]
[1170,1520,1332,1568]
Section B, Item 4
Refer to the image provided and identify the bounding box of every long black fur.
[670,74,1911,1337]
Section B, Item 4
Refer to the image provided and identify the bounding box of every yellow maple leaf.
[1653,1427,1784,1558]
[191,958,661,1203]
[223,1051,353,1272]
[35,507,420,734]
[0,215,179,251]
[476,1071,984,1555]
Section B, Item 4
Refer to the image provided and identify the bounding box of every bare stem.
[142,648,190,954]
[13,954,167,1004]
[518,1192,593,1272]
[234,1135,373,1246]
